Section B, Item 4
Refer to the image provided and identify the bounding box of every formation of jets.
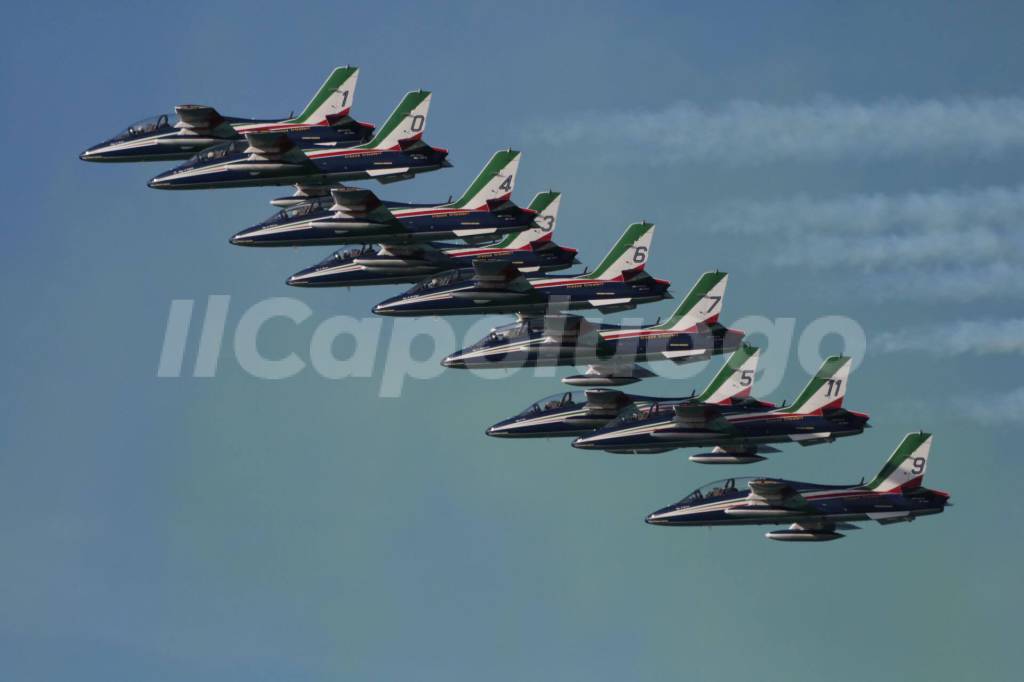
[83,66,950,542]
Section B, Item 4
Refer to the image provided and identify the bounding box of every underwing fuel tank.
[353,257,435,272]
[561,374,642,387]
[688,446,779,464]
[449,290,533,302]
[562,365,657,386]
[765,529,844,542]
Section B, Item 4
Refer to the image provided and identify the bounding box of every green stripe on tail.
[362,90,431,149]
[696,344,759,403]
[653,271,727,330]
[865,432,932,490]
[289,66,358,123]
[590,222,654,278]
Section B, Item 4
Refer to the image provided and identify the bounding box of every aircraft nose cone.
[645,513,665,525]
[571,437,593,450]
[485,424,509,438]
[148,170,179,189]
[441,354,465,369]
[229,229,258,246]
[372,300,399,316]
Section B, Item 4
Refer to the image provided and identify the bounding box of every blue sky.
[1,2,1021,679]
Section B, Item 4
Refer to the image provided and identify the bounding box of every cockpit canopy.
[264,198,331,225]
[678,478,755,505]
[407,268,474,293]
[517,391,587,417]
[479,316,548,345]
[317,244,378,266]
[115,114,172,139]
[188,139,248,164]
[609,401,678,426]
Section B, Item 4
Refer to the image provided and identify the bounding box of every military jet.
[81,66,369,163]
[373,222,669,316]
[571,355,869,461]
[148,90,447,189]
[286,192,577,287]
[486,344,764,438]
[441,271,744,384]
[230,149,536,246]
[646,432,949,541]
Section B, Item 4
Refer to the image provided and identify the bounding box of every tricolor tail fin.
[651,271,728,331]
[451,150,521,209]
[288,66,360,125]
[363,90,431,150]
[588,222,655,280]
[781,356,852,414]
[494,191,561,249]
[866,433,933,492]
[696,344,760,404]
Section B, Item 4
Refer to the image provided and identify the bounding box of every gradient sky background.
[2,2,1022,680]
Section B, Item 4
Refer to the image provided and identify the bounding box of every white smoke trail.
[874,319,1024,355]
[954,386,1024,425]
[702,186,1024,299]
[531,96,1024,164]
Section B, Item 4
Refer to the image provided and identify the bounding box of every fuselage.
[80,115,371,163]
[488,395,780,439]
[287,242,578,287]
[441,317,745,370]
[572,406,870,453]
[373,274,672,317]
[147,138,448,190]
[231,202,538,247]
[646,479,948,527]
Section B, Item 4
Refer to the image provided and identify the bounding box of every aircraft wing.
[376,242,442,259]
[472,260,535,291]
[583,389,632,416]
[746,479,813,510]
[672,402,737,433]
[449,261,537,302]
[243,132,315,166]
[329,187,404,228]
[174,104,226,132]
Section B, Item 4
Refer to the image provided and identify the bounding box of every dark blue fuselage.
[442,317,745,370]
[230,203,537,247]
[373,274,672,317]
[148,138,447,189]
[287,242,578,287]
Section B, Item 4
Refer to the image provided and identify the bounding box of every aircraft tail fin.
[782,356,852,414]
[493,191,561,249]
[588,222,655,280]
[288,66,360,125]
[450,149,521,209]
[651,271,728,331]
[696,344,760,404]
[866,433,934,492]
[363,90,431,149]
